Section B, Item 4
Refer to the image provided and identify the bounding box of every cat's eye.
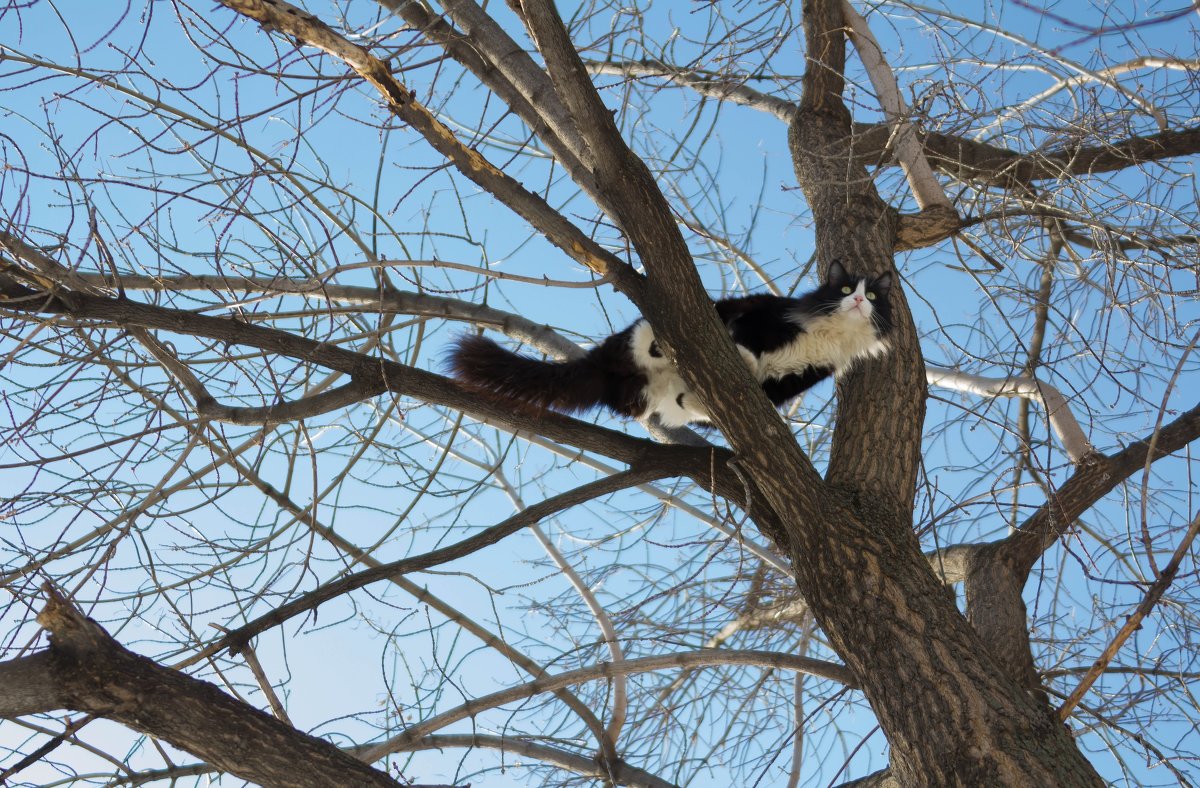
[841,286,852,295]
[866,292,877,300]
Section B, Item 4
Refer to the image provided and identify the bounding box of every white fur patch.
[627,294,885,427]
[629,321,670,370]
[757,285,888,382]
[628,320,757,427]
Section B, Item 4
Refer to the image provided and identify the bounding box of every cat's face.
[819,260,894,333]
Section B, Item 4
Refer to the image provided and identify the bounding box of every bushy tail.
[447,334,610,415]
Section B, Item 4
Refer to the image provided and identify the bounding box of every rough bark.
[852,122,1200,186]
[10,588,407,788]
[962,405,1200,705]
[780,2,1105,784]
[512,0,1108,784]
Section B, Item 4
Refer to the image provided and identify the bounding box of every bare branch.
[854,123,1200,187]
[23,586,406,788]
[215,0,640,292]
[360,648,855,760]
[375,0,596,184]
[195,468,668,662]
[404,734,677,788]
[0,267,696,468]
[1057,510,1200,721]
[926,366,1095,462]
[1004,401,1200,573]
[841,1,952,211]
[584,58,798,122]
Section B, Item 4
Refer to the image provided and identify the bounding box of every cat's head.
[820,259,894,333]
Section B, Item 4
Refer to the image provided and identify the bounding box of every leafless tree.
[1,0,1198,786]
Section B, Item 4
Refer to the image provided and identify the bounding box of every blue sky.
[1,1,1198,785]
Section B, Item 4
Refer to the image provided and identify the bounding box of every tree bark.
[771,1,1106,784]
[7,588,412,788]
[512,0,1107,782]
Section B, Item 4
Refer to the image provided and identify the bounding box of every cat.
[448,260,894,427]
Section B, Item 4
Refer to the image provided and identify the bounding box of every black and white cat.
[448,261,894,427]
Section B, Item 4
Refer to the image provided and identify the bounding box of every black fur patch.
[446,259,894,422]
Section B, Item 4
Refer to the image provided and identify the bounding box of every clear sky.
[1,1,1197,786]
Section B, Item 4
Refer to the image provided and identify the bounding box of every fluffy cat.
[448,260,894,427]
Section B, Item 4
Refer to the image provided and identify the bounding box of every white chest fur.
[627,307,887,427]
[755,311,887,381]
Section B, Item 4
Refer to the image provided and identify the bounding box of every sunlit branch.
[235,639,291,725]
[979,57,1197,138]
[902,3,1171,129]
[371,258,617,289]
[788,670,805,788]
[841,1,952,212]
[925,366,1094,463]
[583,58,799,122]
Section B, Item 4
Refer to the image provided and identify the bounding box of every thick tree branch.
[1003,401,1200,574]
[0,652,62,717]
[788,3,1102,784]
[575,58,1200,192]
[841,1,950,212]
[853,123,1200,187]
[515,0,802,472]
[584,58,799,122]
[927,366,1096,462]
[15,587,406,787]
[0,268,709,471]
[215,0,641,296]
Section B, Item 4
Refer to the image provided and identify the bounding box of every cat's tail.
[447,334,614,415]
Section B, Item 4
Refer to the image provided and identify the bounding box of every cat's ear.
[872,271,893,293]
[826,259,848,286]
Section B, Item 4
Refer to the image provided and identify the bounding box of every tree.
[0,0,1197,785]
